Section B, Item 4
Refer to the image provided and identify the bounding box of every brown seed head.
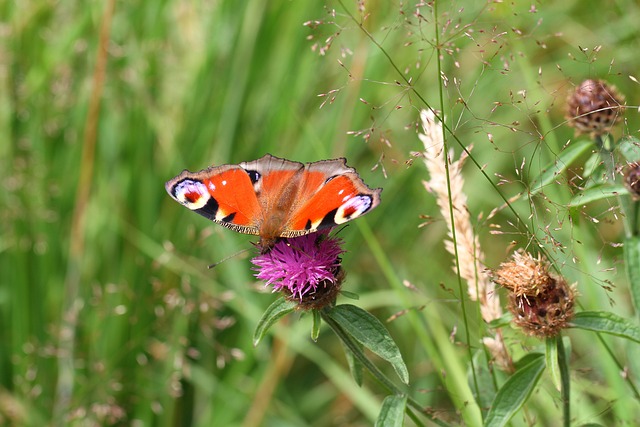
[624,162,640,200]
[493,251,575,338]
[565,79,625,136]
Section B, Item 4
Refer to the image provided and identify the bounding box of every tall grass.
[2,0,640,425]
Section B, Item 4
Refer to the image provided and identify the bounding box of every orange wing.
[165,164,262,235]
[285,158,382,235]
[166,154,382,246]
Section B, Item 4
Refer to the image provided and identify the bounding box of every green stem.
[320,310,447,427]
[556,335,571,427]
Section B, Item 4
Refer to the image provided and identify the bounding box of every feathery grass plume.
[419,110,511,370]
[565,79,625,137]
[493,251,576,338]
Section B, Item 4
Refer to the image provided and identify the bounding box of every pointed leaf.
[624,237,640,317]
[326,304,409,384]
[253,297,296,346]
[311,309,321,342]
[487,312,512,329]
[530,140,593,195]
[375,395,407,427]
[485,353,545,427]
[340,290,360,300]
[340,339,364,387]
[568,184,628,207]
[569,311,640,343]
[617,136,640,162]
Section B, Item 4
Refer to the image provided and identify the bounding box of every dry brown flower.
[493,251,576,338]
[565,79,625,136]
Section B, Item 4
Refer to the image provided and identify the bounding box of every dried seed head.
[493,251,575,338]
[624,162,640,200]
[565,79,625,136]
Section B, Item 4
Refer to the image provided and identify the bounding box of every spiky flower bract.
[493,251,576,338]
[252,232,345,309]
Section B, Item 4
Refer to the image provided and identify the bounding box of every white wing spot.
[335,195,372,224]
[174,180,210,210]
[338,189,345,195]
[342,195,351,202]
[208,182,216,191]
[222,180,227,186]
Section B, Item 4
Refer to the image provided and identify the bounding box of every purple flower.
[252,232,345,308]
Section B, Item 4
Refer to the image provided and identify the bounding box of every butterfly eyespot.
[245,169,261,184]
[173,179,210,210]
[334,194,373,224]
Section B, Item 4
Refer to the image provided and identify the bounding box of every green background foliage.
[2,0,640,425]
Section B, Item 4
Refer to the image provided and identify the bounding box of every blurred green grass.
[3,0,640,425]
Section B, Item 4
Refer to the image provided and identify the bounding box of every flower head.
[252,232,345,309]
[624,162,640,200]
[565,79,625,136]
[493,251,576,338]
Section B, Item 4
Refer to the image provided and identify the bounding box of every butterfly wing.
[285,158,382,235]
[166,154,382,246]
[165,164,262,235]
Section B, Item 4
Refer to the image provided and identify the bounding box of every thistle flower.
[493,251,576,339]
[565,79,625,136]
[624,162,640,200]
[251,232,345,310]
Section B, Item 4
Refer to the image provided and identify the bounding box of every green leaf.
[530,140,593,195]
[569,311,640,343]
[583,151,603,180]
[487,312,513,329]
[311,309,321,342]
[340,290,360,300]
[568,184,628,207]
[469,349,498,417]
[485,353,545,427]
[253,297,296,346]
[545,337,561,391]
[326,304,409,384]
[341,339,364,386]
[617,136,640,162]
[375,395,407,427]
[624,237,640,317]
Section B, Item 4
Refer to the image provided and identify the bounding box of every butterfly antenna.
[208,248,252,269]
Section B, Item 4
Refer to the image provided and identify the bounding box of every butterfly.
[165,154,382,251]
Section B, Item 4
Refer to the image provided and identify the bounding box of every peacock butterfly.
[165,154,382,251]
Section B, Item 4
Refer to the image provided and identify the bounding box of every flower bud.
[565,79,625,136]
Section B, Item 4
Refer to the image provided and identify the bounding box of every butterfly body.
[166,154,382,250]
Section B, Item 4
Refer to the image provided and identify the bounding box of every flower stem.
[320,309,447,427]
[556,335,571,427]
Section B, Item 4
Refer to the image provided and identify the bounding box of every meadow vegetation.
[3,1,640,425]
